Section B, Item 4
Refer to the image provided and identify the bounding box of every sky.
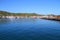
[0,0,60,15]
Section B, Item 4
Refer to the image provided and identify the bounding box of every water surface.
[0,18,60,40]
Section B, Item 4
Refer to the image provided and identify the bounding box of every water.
[0,18,60,40]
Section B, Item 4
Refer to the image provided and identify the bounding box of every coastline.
[0,11,60,21]
[0,16,60,21]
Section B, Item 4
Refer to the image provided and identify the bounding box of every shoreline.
[0,16,60,21]
[41,18,60,21]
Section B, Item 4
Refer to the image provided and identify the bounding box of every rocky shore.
[41,16,60,21]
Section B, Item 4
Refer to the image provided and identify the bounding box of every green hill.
[0,11,42,16]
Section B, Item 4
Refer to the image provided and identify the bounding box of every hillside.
[0,11,42,16]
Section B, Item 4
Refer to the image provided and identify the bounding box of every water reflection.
[0,18,37,24]
[0,18,60,40]
[0,19,10,24]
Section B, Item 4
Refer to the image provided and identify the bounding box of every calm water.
[0,18,60,40]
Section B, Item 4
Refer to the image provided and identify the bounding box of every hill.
[0,11,42,16]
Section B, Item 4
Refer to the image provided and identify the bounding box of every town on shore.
[0,11,60,21]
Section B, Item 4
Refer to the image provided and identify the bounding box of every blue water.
[0,18,60,40]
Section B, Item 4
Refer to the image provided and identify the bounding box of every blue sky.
[0,0,60,15]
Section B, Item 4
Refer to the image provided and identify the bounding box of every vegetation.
[0,11,42,16]
[0,11,60,21]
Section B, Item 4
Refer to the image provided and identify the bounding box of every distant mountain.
[0,11,42,16]
[0,11,12,16]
